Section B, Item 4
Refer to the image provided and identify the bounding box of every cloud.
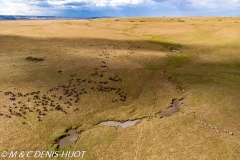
[152,0,169,2]
[0,0,153,15]
[150,0,240,9]
[0,0,57,15]
[0,0,240,16]
[41,0,149,7]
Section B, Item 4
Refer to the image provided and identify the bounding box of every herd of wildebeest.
[0,53,128,123]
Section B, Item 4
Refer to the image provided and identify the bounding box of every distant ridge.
[0,15,113,20]
[0,15,58,20]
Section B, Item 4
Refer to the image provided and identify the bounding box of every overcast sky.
[0,0,240,17]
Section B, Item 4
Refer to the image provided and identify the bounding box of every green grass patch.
[146,63,162,72]
[165,54,190,69]
[146,34,182,49]
[178,19,185,22]
[25,56,44,62]
[50,129,67,146]
[132,24,138,29]
[64,21,72,25]
[73,124,83,130]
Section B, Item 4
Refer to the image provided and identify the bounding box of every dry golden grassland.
[0,17,240,160]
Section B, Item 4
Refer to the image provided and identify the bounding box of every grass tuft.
[25,56,44,62]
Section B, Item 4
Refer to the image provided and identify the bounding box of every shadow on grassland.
[0,34,180,53]
[1,34,240,88]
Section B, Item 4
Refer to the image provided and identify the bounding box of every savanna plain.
[0,17,240,160]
